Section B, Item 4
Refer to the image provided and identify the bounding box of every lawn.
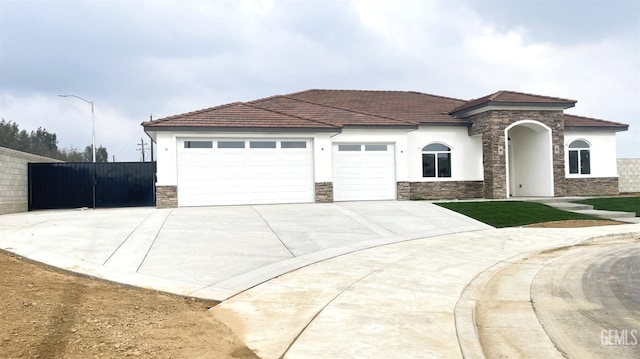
[435,201,602,228]
[573,196,640,216]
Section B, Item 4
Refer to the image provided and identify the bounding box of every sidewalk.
[211,223,640,359]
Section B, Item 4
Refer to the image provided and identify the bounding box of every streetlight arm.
[58,94,96,163]
[58,94,93,106]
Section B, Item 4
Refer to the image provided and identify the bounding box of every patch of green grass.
[573,197,640,217]
[435,201,601,228]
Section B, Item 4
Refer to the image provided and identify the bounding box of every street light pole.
[58,94,95,162]
[59,94,97,209]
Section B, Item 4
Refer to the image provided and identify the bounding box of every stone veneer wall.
[156,185,178,208]
[401,181,484,200]
[617,159,640,193]
[467,110,566,198]
[0,146,62,215]
[565,177,619,196]
[314,182,333,203]
[396,182,410,200]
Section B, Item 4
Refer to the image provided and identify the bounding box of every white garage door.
[177,139,314,206]
[333,143,396,201]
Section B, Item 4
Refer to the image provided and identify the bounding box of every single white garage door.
[333,143,396,201]
[177,139,314,206]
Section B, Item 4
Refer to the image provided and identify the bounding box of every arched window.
[568,140,590,174]
[422,143,451,178]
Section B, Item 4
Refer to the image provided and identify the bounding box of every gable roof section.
[288,89,468,124]
[564,114,628,131]
[450,90,577,115]
[249,95,416,127]
[142,102,337,130]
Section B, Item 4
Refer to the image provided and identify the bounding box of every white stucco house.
[142,90,628,208]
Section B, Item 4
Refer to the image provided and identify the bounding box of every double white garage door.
[177,139,395,206]
[178,139,314,206]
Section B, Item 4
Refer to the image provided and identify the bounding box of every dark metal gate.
[28,162,156,210]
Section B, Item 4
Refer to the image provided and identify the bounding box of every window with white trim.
[568,140,590,174]
[250,141,276,148]
[422,143,451,178]
[365,144,387,151]
[184,141,212,148]
[338,144,361,151]
[281,141,306,149]
[217,141,245,149]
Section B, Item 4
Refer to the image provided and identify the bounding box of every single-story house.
[142,89,629,208]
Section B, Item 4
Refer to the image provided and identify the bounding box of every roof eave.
[142,125,340,133]
[565,125,629,132]
[340,124,418,130]
[450,101,576,117]
[418,121,472,127]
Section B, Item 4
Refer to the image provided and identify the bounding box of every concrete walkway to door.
[0,201,491,301]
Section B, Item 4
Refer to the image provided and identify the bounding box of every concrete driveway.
[0,201,490,300]
[211,224,640,359]
[3,202,640,358]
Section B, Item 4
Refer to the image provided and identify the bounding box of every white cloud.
[0,93,147,161]
[0,0,638,159]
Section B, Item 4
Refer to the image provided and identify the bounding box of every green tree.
[16,129,30,152]
[29,127,59,158]
[0,119,109,161]
[83,145,109,162]
[0,119,27,150]
[58,147,84,162]
[96,146,108,162]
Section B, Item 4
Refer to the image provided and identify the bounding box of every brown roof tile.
[250,95,416,127]
[288,89,468,124]
[142,89,627,131]
[450,90,576,114]
[564,114,628,130]
[142,102,336,129]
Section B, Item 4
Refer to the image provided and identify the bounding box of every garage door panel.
[178,139,313,206]
[333,143,395,201]
[280,173,310,182]
[217,153,246,163]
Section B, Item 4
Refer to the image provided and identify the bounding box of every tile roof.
[249,95,416,127]
[142,102,336,129]
[286,89,468,124]
[142,89,627,131]
[450,90,576,114]
[564,114,628,130]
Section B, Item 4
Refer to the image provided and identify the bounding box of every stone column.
[467,110,566,199]
[314,182,333,203]
[396,181,410,200]
[156,185,178,208]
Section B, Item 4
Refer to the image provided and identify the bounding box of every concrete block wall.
[0,147,61,215]
[618,158,640,193]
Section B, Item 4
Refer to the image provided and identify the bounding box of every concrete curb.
[454,230,640,359]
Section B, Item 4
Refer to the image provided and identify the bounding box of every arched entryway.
[505,120,554,197]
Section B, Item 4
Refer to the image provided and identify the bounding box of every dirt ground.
[0,251,258,359]
[0,219,627,358]
[525,219,627,228]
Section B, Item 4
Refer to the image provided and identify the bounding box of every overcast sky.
[1,0,638,161]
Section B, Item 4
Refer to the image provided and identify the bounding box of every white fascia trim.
[461,104,569,117]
